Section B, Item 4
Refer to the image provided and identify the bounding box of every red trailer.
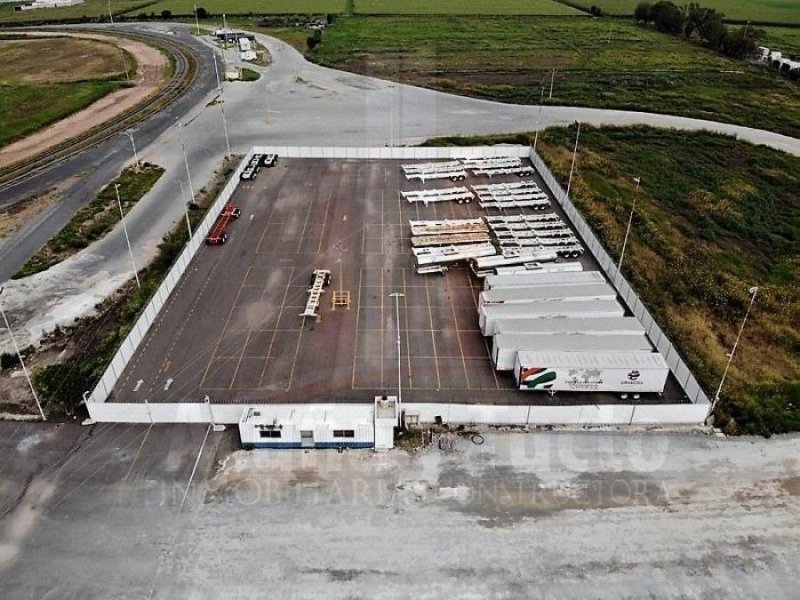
[205,205,241,245]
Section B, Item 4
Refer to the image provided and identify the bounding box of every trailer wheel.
[451,176,459,182]
[470,433,485,445]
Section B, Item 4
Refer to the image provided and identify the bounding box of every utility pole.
[566,122,581,197]
[617,176,640,282]
[0,287,46,421]
[115,184,140,289]
[549,68,555,100]
[707,286,759,424]
[108,0,114,26]
[533,86,545,153]
[194,4,201,35]
[178,121,196,200]
[179,181,193,237]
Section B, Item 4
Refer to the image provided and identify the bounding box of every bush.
[634,2,652,22]
[161,9,172,18]
[195,6,208,19]
[0,352,20,371]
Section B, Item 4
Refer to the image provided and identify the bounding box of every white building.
[16,0,83,10]
[238,398,397,450]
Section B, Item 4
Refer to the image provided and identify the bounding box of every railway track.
[0,29,201,193]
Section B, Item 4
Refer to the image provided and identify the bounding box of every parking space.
[111,157,684,406]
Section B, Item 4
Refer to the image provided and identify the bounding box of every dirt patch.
[0,36,124,85]
[0,31,169,169]
[0,187,60,240]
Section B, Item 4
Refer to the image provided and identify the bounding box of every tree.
[651,1,684,36]
[161,9,172,19]
[634,2,652,23]
[195,6,208,19]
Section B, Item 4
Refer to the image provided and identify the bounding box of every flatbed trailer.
[461,157,523,170]
[205,204,241,245]
[470,165,535,178]
[479,283,617,307]
[408,218,487,236]
[514,351,669,395]
[402,161,467,182]
[411,232,491,247]
[401,187,473,205]
[471,249,560,273]
[413,242,497,266]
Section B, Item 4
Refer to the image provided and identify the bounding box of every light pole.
[549,67,555,99]
[178,121,196,200]
[193,4,201,35]
[707,286,759,424]
[107,0,114,26]
[115,184,141,289]
[389,292,404,424]
[566,122,581,197]
[0,287,46,421]
[617,176,640,283]
[533,86,545,153]
[122,129,139,168]
[179,181,193,237]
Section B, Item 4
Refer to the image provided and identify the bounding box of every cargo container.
[514,351,669,395]
[493,332,652,371]
[489,261,584,277]
[479,299,625,336]
[493,316,645,336]
[479,283,617,306]
[483,271,605,290]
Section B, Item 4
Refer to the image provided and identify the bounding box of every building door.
[300,430,314,449]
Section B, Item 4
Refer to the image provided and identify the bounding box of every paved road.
[0,423,797,598]
[2,22,799,351]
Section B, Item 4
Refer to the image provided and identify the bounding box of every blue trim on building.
[250,441,373,450]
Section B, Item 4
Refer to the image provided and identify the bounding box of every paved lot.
[0,422,798,599]
[112,157,683,405]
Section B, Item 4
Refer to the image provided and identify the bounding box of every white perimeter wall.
[86,145,708,427]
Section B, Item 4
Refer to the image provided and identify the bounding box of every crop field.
[0,36,128,148]
[567,0,800,24]
[0,0,152,24]
[142,0,345,16]
[762,26,800,54]
[309,16,800,137]
[532,126,799,435]
[355,0,583,15]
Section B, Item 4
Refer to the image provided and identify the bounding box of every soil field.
[0,35,131,149]
[356,0,584,15]
[307,15,800,138]
[566,0,800,24]
[0,0,152,24]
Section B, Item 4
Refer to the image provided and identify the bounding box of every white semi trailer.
[479,299,625,336]
[492,332,653,371]
[479,283,617,306]
[483,271,605,290]
[493,316,645,336]
[514,351,669,395]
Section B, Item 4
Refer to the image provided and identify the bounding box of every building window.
[259,430,281,438]
[333,429,355,438]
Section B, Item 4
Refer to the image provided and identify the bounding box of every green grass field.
[565,0,800,24]
[308,16,800,137]
[355,0,583,15]
[762,26,800,54]
[0,36,129,148]
[536,126,800,435]
[141,0,344,16]
[431,126,800,435]
[0,0,153,24]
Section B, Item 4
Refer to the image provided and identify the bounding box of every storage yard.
[109,156,687,407]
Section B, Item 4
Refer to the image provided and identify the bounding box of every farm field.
[309,16,800,137]
[430,126,800,435]
[0,0,151,24]
[762,26,800,54]
[0,36,129,148]
[536,126,800,435]
[141,0,345,16]
[355,0,583,15]
[566,0,800,24]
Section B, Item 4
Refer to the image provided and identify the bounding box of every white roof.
[481,283,615,303]
[481,298,623,317]
[485,271,604,288]
[516,351,668,369]
[241,404,373,426]
[495,333,652,352]
[494,316,645,334]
